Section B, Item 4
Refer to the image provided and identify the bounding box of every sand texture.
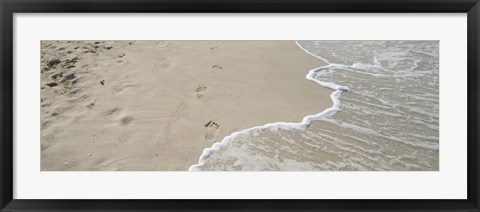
[40,41,330,171]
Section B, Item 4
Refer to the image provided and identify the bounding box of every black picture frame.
[1,0,479,211]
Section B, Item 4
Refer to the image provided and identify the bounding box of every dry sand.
[40,41,330,171]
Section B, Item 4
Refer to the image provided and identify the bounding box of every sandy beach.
[40,41,331,171]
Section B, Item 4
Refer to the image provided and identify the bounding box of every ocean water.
[190,41,439,171]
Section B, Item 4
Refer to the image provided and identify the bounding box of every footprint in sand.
[196,85,207,100]
[86,102,95,109]
[154,57,171,70]
[116,59,125,64]
[105,108,134,126]
[112,82,138,94]
[204,121,220,141]
[211,65,223,73]
[158,41,168,47]
[120,116,134,126]
[210,47,218,54]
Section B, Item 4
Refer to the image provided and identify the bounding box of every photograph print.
[40,40,439,171]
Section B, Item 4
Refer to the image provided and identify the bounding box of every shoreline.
[189,42,349,171]
[41,40,332,171]
[189,41,439,171]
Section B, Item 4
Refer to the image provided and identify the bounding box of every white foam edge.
[294,41,332,64]
[188,41,349,171]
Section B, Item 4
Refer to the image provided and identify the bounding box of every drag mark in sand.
[160,102,187,146]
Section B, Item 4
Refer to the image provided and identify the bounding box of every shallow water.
[190,41,439,171]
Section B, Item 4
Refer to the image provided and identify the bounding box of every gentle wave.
[190,40,439,171]
[189,46,348,171]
